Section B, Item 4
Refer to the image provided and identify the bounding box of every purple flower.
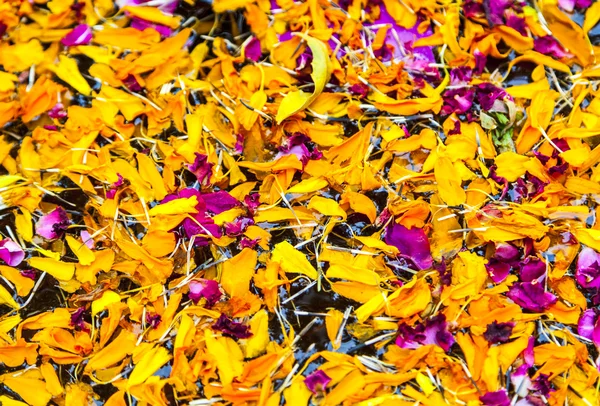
[506,282,557,312]
[188,153,213,186]
[189,279,222,307]
[36,207,70,239]
[484,321,515,344]
[203,191,240,214]
[519,257,546,283]
[224,216,254,237]
[304,370,331,394]
[578,309,600,346]
[235,133,244,154]
[61,24,92,47]
[576,247,600,289]
[481,389,510,406]
[385,222,433,270]
[20,269,36,280]
[396,315,454,352]
[48,103,67,119]
[0,239,25,267]
[475,83,508,111]
[245,37,262,61]
[70,307,87,331]
[441,87,475,115]
[212,314,252,339]
[145,312,162,328]
[534,36,571,59]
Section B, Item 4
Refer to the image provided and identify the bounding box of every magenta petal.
[534,36,571,59]
[506,282,557,312]
[130,18,173,37]
[61,24,92,46]
[212,313,252,339]
[576,247,600,289]
[519,257,546,283]
[0,239,25,266]
[304,370,332,394]
[486,259,511,283]
[480,389,510,406]
[385,222,433,270]
[81,230,94,249]
[36,207,70,239]
[484,321,514,344]
[189,279,222,307]
[245,37,262,61]
[188,153,214,185]
[494,242,519,262]
[202,191,240,214]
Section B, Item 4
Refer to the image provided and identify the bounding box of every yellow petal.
[434,156,466,206]
[147,196,199,216]
[50,56,92,95]
[307,196,347,219]
[276,34,331,123]
[244,310,269,358]
[28,257,75,281]
[91,291,121,317]
[271,241,318,279]
[127,346,171,388]
[65,235,95,266]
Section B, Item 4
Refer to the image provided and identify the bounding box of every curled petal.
[36,207,70,239]
[304,370,331,394]
[0,239,25,266]
[385,222,433,270]
[189,279,222,307]
[61,24,92,46]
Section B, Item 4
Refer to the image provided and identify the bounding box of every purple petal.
[202,191,240,214]
[130,17,173,36]
[0,239,24,266]
[578,309,598,342]
[476,83,508,111]
[524,336,535,366]
[81,230,94,249]
[36,207,70,239]
[534,36,571,59]
[244,193,260,214]
[474,49,487,74]
[239,237,259,249]
[511,364,532,397]
[224,216,254,237]
[385,222,433,270]
[61,24,92,47]
[48,103,67,119]
[189,279,222,307]
[145,312,162,328]
[441,87,475,115]
[576,247,600,289]
[212,313,252,339]
[20,269,36,280]
[506,14,527,36]
[494,242,520,262]
[188,153,213,186]
[182,216,221,245]
[69,307,87,331]
[480,389,511,406]
[484,321,515,344]
[484,0,512,26]
[463,0,485,18]
[245,37,262,61]
[396,315,454,352]
[506,282,557,312]
[532,374,554,397]
[486,259,511,283]
[519,257,546,283]
[304,370,332,394]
